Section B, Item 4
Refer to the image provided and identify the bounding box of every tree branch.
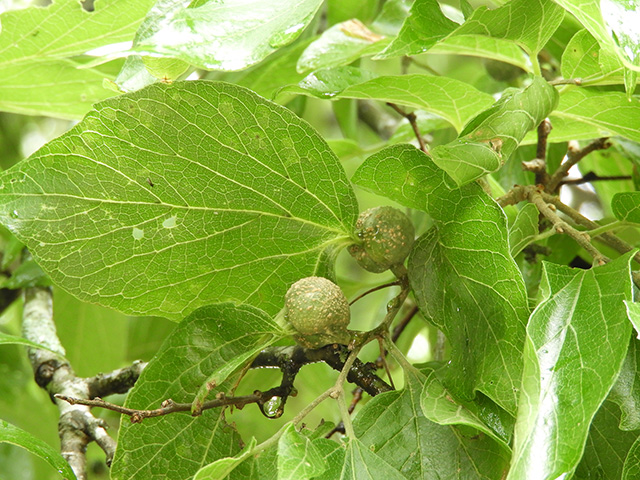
[386,102,429,154]
[547,138,611,193]
[559,172,632,186]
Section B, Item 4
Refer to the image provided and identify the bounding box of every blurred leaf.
[429,35,533,72]
[609,337,640,431]
[623,435,640,479]
[522,114,609,145]
[552,88,640,143]
[0,81,357,320]
[296,20,388,74]
[509,253,634,479]
[428,76,558,185]
[0,419,76,480]
[612,192,640,222]
[575,400,640,479]
[447,0,564,57]
[277,424,325,479]
[0,259,50,289]
[354,144,529,414]
[370,0,412,36]
[354,368,510,478]
[327,0,379,25]
[130,0,323,71]
[111,303,283,480]
[420,366,513,449]
[562,29,627,85]
[281,70,494,132]
[627,301,640,340]
[0,0,153,118]
[375,0,458,59]
[0,332,58,354]
[554,0,640,76]
[508,203,540,257]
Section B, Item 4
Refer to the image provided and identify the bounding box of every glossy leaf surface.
[509,254,634,479]
[0,81,357,320]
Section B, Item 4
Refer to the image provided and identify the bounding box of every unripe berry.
[349,206,415,273]
[284,277,351,348]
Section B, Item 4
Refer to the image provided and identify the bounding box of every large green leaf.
[354,367,510,478]
[447,0,565,57]
[575,400,640,479]
[111,303,283,480]
[280,70,495,133]
[552,88,640,143]
[553,0,640,74]
[129,0,324,71]
[0,419,76,480]
[0,81,357,320]
[428,76,559,185]
[509,253,634,479]
[354,144,529,414]
[0,0,153,118]
[375,0,458,59]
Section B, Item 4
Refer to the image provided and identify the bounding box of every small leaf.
[340,438,406,480]
[277,424,326,480]
[623,435,640,479]
[309,438,346,480]
[429,76,559,185]
[509,203,540,257]
[609,337,640,430]
[296,20,387,74]
[193,438,257,480]
[0,332,60,355]
[354,368,510,478]
[562,29,626,85]
[626,301,640,339]
[612,193,640,222]
[0,419,76,480]
[0,81,357,320]
[111,303,282,480]
[0,259,51,289]
[509,253,634,479]
[281,71,495,133]
[130,0,324,71]
[375,0,458,59]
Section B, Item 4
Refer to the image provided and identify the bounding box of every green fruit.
[349,206,415,273]
[284,277,351,348]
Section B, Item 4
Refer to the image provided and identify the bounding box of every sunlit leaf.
[193,438,257,480]
[0,81,357,319]
[111,303,282,480]
[130,0,324,71]
[609,338,640,431]
[508,203,540,258]
[562,29,626,85]
[0,420,76,480]
[277,424,326,479]
[509,253,634,479]
[612,192,640,222]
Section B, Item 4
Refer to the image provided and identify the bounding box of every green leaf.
[509,203,541,257]
[554,0,640,74]
[130,0,324,71]
[193,438,258,480]
[447,0,565,57]
[337,438,406,480]
[562,29,626,85]
[277,424,326,479]
[623,435,640,479]
[509,253,635,479]
[0,258,50,289]
[111,303,282,480]
[420,367,513,450]
[375,0,458,59]
[613,193,640,222]
[428,76,559,185]
[609,338,640,431]
[309,438,346,480]
[354,144,530,413]
[0,419,76,480]
[0,81,357,320]
[0,0,154,118]
[0,332,60,355]
[354,368,510,478]
[575,400,640,479]
[627,301,640,341]
[327,0,379,25]
[428,35,533,73]
[370,0,412,36]
[281,71,495,133]
[296,20,388,74]
[552,88,640,143]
